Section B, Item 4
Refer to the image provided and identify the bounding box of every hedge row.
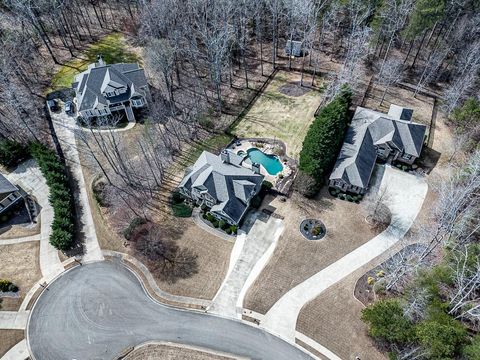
[298,86,352,197]
[29,142,75,250]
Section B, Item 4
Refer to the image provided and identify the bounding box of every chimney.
[220,149,230,164]
[251,162,260,174]
[96,54,105,67]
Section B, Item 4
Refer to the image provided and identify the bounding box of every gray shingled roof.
[0,174,18,194]
[179,151,264,224]
[330,106,426,189]
[74,62,147,112]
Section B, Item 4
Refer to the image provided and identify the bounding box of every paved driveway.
[28,261,312,360]
[209,212,284,318]
[262,165,428,340]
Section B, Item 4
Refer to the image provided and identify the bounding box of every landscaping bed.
[201,212,238,235]
[329,187,363,203]
[354,244,428,306]
[300,219,326,240]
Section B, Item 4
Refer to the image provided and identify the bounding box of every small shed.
[285,40,304,57]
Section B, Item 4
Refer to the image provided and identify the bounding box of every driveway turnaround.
[28,261,312,360]
[262,165,428,340]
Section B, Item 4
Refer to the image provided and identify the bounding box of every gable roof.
[74,61,147,112]
[179,151,264,224]
[330,106,426,189]
[0,174,18,194]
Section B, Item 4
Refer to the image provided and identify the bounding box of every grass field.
[232,71,323,159]
[50,33,140,91]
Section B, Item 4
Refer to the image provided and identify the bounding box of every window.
[402,153,412,160]
[105,92,115,97]
[132,98,144,107]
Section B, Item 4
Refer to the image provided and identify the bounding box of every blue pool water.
[246,148,283,175]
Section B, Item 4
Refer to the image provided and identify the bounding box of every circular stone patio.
[300,219,326,240]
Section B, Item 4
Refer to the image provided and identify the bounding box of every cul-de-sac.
[0,1,479,360]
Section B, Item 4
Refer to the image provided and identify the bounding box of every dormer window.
[105,91,116,97]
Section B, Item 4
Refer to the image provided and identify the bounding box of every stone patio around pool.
[227,139,296,194]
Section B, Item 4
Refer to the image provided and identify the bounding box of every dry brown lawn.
[0,241,41,311]
[363,84,434,128]
[232,70,324,159]
[0,330,24,358]
[244,188,381,314]
[124,344,235,360]
[0,220,40,239]
[82,147,233,300]
[297,265,387,360]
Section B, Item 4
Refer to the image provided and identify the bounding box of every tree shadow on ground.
[130,222,198,285]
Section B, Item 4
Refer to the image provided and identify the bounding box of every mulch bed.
[278,82,311,97]
[354,243,428,306]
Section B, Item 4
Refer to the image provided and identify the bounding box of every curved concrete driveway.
[28,261,312,360]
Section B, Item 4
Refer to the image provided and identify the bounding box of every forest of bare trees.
[0,0,479,356]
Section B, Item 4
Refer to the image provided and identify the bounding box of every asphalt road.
[28,261,312,360]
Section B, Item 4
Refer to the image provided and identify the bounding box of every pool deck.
[227,139,295,192]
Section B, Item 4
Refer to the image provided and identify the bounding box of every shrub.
[250,194,262,208]
[229,225,238,234]
[0,140,28,167]
[172,203,193,218]
[218,220,227,229]
[29,142,75,251]
[212,220,219,228]
[226,227,232,234]
[416,315,467,359]
[311,225,323,236]
[123,217,146,240]
[171,191,185,205]
[298,86,352,195]
[295,170,321,198]
[0,279,18,292]
[206,213,216,223]
[262,181,274,190]
[463,334,480,360]
[361,299,416,343]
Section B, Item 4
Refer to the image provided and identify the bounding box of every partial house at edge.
[72,56,149,122]
[178,150,264,226]
[329,104,427,195]
[0,174,25,216]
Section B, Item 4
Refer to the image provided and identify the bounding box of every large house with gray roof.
[73,56,149,122]
[0,174,24,217]
[178,150,264,225]
[329,105,427,195]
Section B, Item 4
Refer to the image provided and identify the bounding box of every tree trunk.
[411,29,427,69]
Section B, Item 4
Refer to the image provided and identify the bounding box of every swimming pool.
[246,148,283,175]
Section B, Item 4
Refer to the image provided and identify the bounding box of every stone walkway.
[51,115,103,263]
[262,166,428,340]
[209,213,284,318]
